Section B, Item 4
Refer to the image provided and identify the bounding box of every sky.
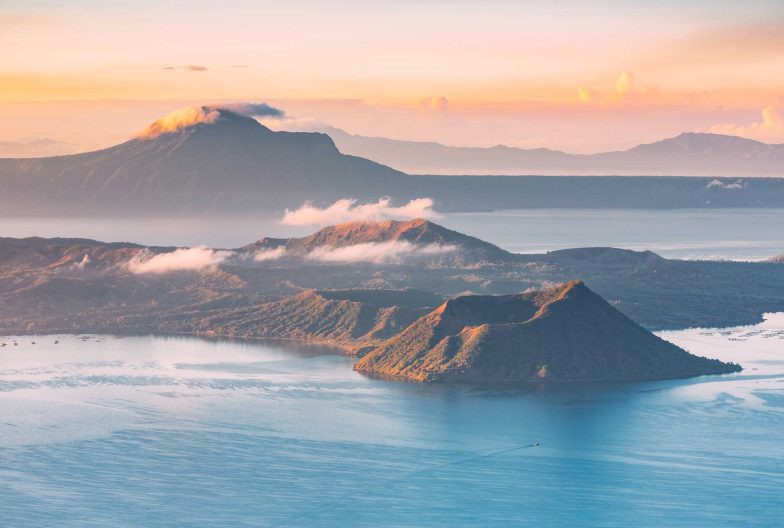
[2,0,784,153]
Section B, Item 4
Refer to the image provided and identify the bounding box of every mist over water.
[1,318,782,527]
[2,208,783,260]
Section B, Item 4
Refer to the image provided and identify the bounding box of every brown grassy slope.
[354,281,741,382]
[171,289,441,351]
[245,218,516,265]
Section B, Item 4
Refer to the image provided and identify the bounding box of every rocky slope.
[173,288,442,350]
[354,281,741,383]
[2,224,784,334]
[246,218,515,266]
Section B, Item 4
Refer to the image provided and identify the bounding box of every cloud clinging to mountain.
[214,103,285,119]
[304,240,456,264]
[127,247,232,274]
[138,102,285,138]
[281,197,439,226]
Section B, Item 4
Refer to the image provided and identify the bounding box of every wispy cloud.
[304,240,456,264]
[253,247,288,262]
[127,247,232,274]
[281,197,439,227]
[162,65,208,72]
[214,102,285,119]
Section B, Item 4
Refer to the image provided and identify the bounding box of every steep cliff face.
[355,281,741,383]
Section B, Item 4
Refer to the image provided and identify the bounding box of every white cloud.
[253,247,288,261]
[127,247,232,274]
[281,197,439,227]
[706,179,745,190]
[709,105,784,143]
[304,240,456,264]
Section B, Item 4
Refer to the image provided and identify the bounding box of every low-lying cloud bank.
[305,240,456,264]
[128,247,233,274]
[282,197,439,227]
[251,241,456,265]
[253,247,288,262]
[127,241,456,270]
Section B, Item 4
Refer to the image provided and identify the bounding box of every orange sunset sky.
[2,0,783,153]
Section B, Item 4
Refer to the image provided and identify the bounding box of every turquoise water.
[1,318,783,527]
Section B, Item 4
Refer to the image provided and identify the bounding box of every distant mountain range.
[326,127,784,177]
[2,107,784,215]
[355,281,740,382]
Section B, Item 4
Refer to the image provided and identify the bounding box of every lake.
[2,208,783,261]
[1,316,782,527]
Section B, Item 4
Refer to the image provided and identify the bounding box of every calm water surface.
[2,208,783,260]
[1,315,783,527]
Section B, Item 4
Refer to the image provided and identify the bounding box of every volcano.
[354,280,741,383]
[0,107,405,215]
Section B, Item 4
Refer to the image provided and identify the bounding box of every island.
[355,281,741,382]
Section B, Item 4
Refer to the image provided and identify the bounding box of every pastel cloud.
[127,247,232,274]
[281,197,439,227]
[577,71,636,105]
[614,71,634,96]
[139,106,221,138]
[576,87,598,103]
[419,96,449,113]
[709,106,784,143]
[138,103,285,138]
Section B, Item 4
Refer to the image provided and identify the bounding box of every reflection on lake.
[1,316,782,527]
